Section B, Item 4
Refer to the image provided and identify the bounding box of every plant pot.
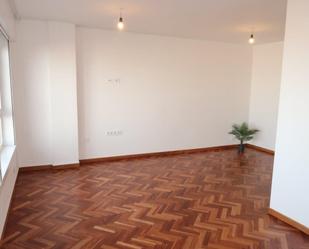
[239,143,245,154]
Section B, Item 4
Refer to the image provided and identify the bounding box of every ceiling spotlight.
[118,9,124,30]
[249,34,255,44]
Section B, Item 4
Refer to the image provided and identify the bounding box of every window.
[0,25,15,182]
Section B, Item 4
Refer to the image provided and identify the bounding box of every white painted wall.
[48,22,79,166]
[249,42,283,151]
[11,21,286,167]
[270,0,309,227]
[77,28,252,159]
[12,20,52,167]
[11,21,286,165]
[12,20,79,167]
[12,20,253,166]
[0,0,18,238]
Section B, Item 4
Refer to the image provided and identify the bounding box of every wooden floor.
[1,149,309,249]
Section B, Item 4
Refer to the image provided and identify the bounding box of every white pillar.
[48,22,79,166]
[270,0,309,227]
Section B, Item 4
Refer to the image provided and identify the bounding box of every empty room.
[0,0,309,248]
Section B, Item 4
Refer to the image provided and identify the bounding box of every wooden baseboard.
[80,145,238,164]
[246,144,275,155]
[19,163,80,173]
[269,208,309,235]
[19,164,53,172]
[18,144,273,170]
[52,163,80,170]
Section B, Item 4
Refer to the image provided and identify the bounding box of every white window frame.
[0,24,15,183]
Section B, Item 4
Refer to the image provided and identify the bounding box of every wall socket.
[106,130,123,136]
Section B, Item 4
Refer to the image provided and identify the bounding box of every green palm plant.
[229,122,259,153]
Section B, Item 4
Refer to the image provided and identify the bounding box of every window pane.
[0,28,13,179]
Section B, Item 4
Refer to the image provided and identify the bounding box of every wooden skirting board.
[18,145,239,172]
[79,145,238,164]
[269,208,309,235]
[19,163,80,173]
[18,144,274,170]
[246,144,275,155]
[18,144,273,171]
[80,144,274,164]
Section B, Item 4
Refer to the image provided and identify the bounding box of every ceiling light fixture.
[248,34,255,44]
[117,9,124,30]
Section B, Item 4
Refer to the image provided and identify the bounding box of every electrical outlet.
[106,130,123,136]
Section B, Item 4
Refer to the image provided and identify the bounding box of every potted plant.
[229,122,259,154]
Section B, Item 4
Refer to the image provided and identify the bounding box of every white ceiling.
[12,0,287,44]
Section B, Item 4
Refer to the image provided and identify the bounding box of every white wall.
[249,42,283,150]
[48,22,79,166]
[12,21,254,166]
[270,0,309,227]
[12,20,52,167]
[12,20,79,167]
[12,22,285,166]
[0,0,18,238]
[77,28,252,159]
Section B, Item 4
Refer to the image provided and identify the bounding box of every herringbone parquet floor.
[1,149,309,249]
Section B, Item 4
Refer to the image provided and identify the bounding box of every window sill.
[1,145,16,181]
